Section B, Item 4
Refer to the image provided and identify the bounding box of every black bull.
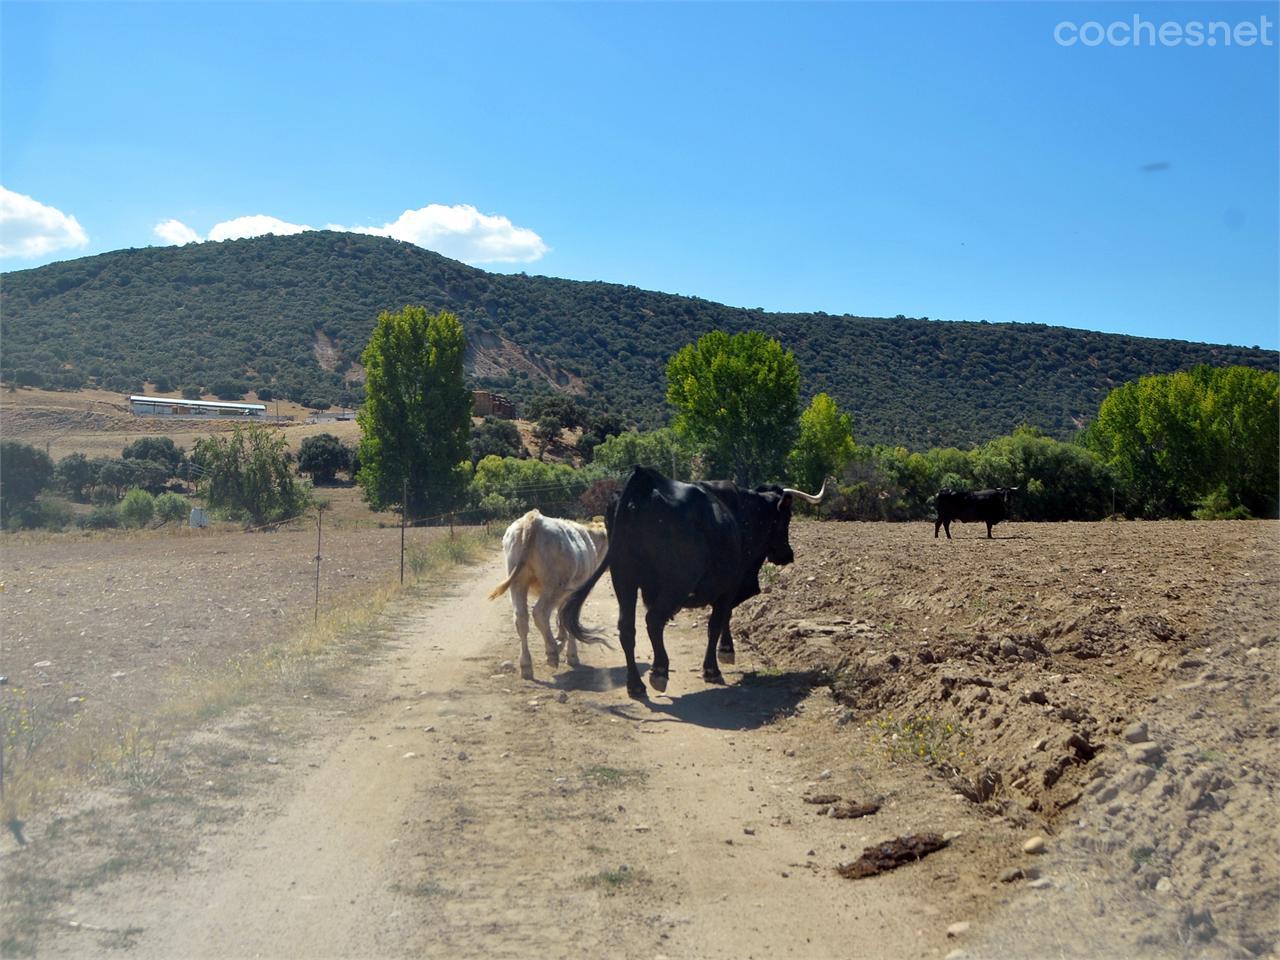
[934,487,1018,539]
[562,466,828,699]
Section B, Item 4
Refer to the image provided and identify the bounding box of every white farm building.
[129,395,267,419]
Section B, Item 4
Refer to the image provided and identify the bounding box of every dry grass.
[0,528,498,826]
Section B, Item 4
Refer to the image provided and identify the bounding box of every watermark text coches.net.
[1055,15,1274,47]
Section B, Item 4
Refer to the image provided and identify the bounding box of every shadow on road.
[545,663,634,693]
[629,670,820,731]
[540,664,822,731]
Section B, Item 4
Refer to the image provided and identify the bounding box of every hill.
[2,231,1273,447]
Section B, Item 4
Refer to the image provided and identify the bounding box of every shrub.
[1192,486,1253,521]
[79,505,120,529]
[2,498,75,531]
[118,488,156,528]
[209,379,248,401]
[155,491,190,525]
[35,498,75,530]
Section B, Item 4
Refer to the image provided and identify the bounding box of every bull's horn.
[782,478,831,504]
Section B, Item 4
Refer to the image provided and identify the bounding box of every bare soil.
[735,519,1279,958]
[1,519,1275,960]
[0,523,447,780]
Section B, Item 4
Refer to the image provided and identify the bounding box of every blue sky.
[3,2,1277,349]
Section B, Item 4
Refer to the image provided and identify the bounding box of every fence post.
[400,477,408,584]
[314,504,325,624]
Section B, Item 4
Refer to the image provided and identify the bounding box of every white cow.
[489,510,609,680]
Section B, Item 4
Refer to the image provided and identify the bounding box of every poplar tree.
[356,307,472,516]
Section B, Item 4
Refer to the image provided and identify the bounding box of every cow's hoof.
[703,669,726,685]
[627,682,649,700]
[717,648,736,665]
[649,670,669,693]
[565,654,581,669]
[520,664,534,681]
[545,653,559,669]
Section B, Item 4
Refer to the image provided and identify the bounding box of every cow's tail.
[487,516,538,600]
[559,546,613,647]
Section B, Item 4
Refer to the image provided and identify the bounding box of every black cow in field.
[934,487,1018,540]
[563,465,828,699]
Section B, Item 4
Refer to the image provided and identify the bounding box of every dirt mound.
[735,520,1279,957]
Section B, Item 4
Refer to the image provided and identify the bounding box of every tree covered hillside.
[2,231,1273,447]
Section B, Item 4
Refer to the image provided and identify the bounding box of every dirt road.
[17,521,1274,959]
[37,552,1001,960]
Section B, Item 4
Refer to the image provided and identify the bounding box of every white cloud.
[335,204,549,264]
[153,218,202,245]
[207,214,312,242]
[151,204,548,265]
[0,186,89,258]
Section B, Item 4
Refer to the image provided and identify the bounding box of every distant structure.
[129,395,267,419]
[472,390,516,419]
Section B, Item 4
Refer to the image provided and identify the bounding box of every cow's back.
[611,467,741,605]
[935,488,1009,530]
[532,514,608,589]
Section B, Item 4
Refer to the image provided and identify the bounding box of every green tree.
[526,393,584,429]
[209,378,248,401]
[788,393,856,493]
[122,436,184,474]
[577,412,625,462]
[357,307,472,517]
[469,455,601,517]
[125,459,173,493]
[1083,366,1278,518]
[194,424,309,525]
[298,433,350,484]
[1201,365,1279,517]
[0,440,54,526]
[470,417,525,463]
[970,426,1113,521]
[56,452,95,501]
[666,331,800,484]
[533,414,562,460]
[92,457,135,500]
[592,427,698,479]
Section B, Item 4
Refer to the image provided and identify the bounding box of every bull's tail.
[487,514,539,600]
[559,545,612,646]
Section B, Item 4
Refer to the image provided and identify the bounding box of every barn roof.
[129,395,267,412]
